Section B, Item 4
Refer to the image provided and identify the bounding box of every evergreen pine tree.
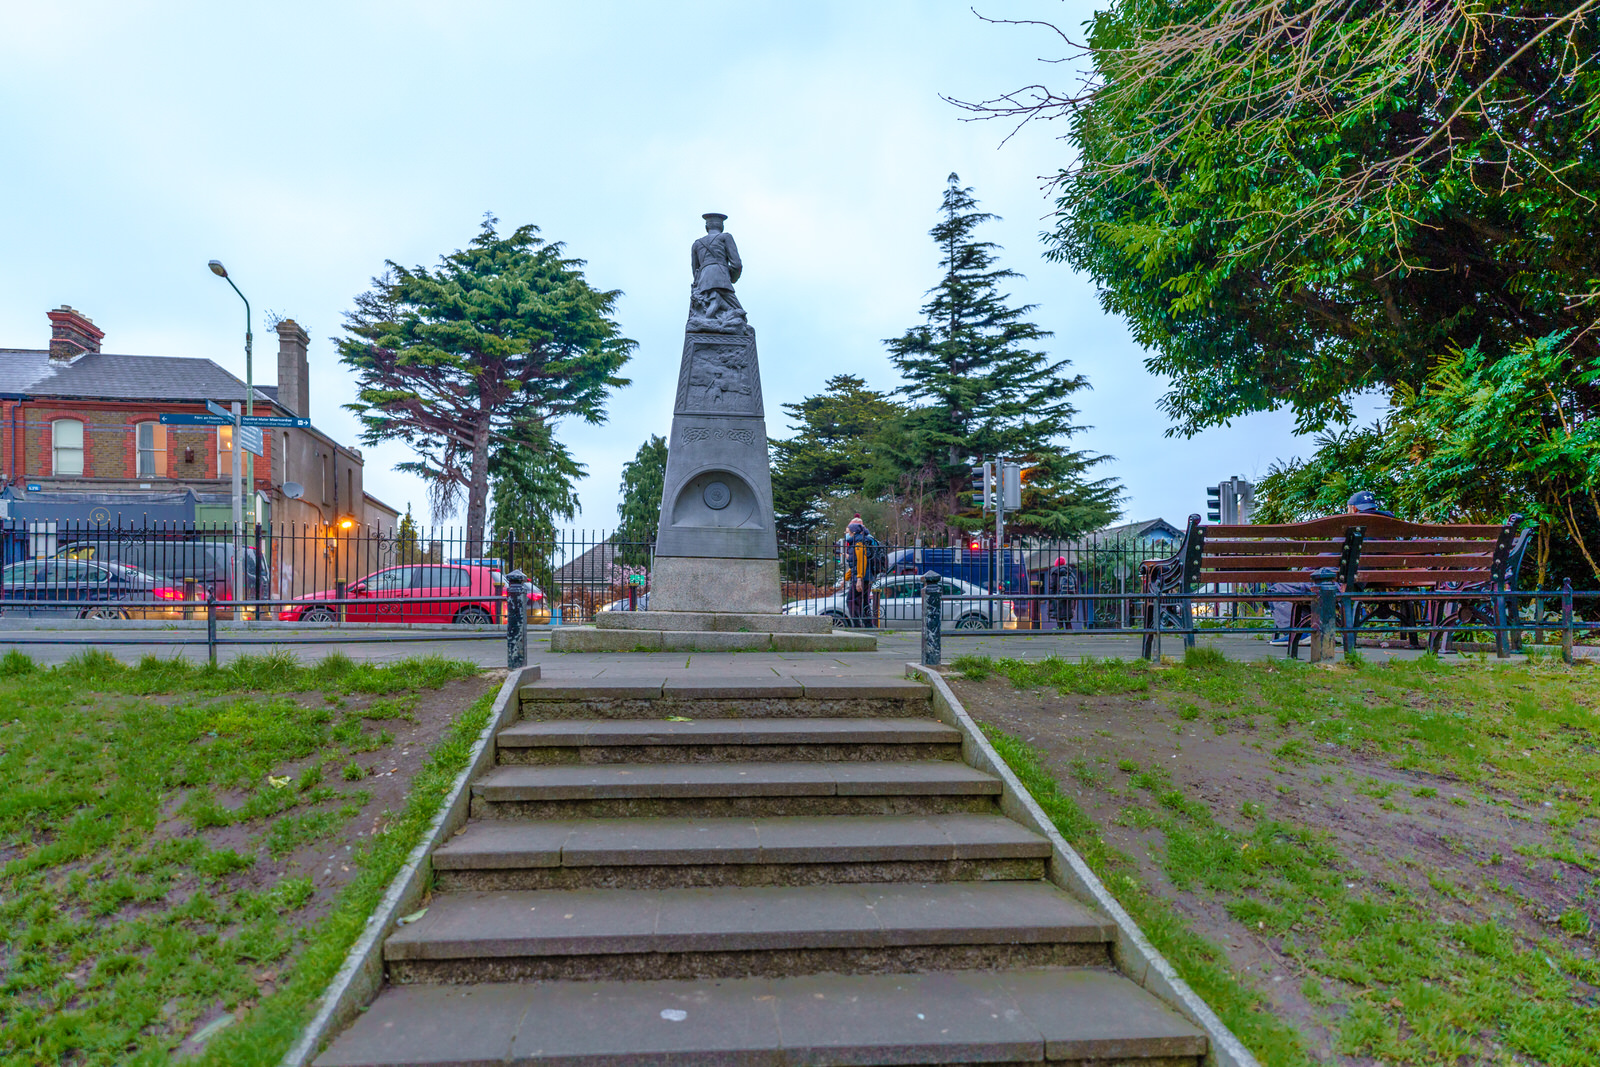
[884,174,1120,538]
[769,375,904,540]
[615,435,668,565]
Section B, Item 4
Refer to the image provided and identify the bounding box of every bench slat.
[1203,555,1347,569]
[1197,541,1347,555]
[1359,554,1494,568]
[1196,571,1337,584]
[1359,540,1500,553]
[1356,569,1491,584]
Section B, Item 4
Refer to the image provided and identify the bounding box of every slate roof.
[0,348,275,405]
[1078,518,1184,545]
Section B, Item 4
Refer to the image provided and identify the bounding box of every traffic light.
[971,462,994,510]
[1000,462,1022,510]
[1206,484,1222,522]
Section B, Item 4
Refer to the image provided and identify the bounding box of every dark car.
[0,558,197,619]
[57,538,264,602]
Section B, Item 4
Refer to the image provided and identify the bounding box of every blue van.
[884,545,1028,594]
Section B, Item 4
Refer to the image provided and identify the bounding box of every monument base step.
[550,626,876,653]
[595,609,831,634]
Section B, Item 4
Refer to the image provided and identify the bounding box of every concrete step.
[385,882,1114,983]
[549,626,878,653]
[495,717,964,764]
[518,677,933,721]
[315,967,1208,1066]
[469,761,1002,820]
[433,813,1051,891]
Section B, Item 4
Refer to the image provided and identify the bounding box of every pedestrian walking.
[842,515,879,628]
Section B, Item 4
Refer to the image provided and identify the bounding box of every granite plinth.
[648,556,780,614]
[594,610,830,634]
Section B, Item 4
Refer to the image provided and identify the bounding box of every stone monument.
[551,214,875,652]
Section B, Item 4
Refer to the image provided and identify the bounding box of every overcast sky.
[0,1,1381,532]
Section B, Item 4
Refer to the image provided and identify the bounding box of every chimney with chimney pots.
[47,306,104,361]
[276,318,310,419]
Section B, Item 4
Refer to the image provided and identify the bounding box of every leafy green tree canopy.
[338,215,634,553]
[1259,331,1600,584]
[959,2,1600,435]
[884,175,1120,537]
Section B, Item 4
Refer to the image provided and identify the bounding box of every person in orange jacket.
[842,515,877,628]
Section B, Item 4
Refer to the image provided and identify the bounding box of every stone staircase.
[315,676,1207,1066]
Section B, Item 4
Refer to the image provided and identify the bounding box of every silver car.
[783,575,1015,629]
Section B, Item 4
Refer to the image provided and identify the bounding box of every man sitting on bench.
[1267,490,1393,646]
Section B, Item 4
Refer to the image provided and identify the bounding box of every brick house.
[0,306,400,592]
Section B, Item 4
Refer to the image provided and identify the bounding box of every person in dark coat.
[842,515,876,628]
[1042,556,1076,629]
[1267,490,1394,644]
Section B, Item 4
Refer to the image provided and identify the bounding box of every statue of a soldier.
[689,212,748,333]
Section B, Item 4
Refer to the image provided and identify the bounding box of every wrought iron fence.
[1,521,1593,665]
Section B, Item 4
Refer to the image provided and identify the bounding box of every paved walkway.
[1,626,1578,669]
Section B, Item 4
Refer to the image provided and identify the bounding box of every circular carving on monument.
[702,481,732,510]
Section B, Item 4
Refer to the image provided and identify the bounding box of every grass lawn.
[0,648,496,1066]
[949,650,1600,1067]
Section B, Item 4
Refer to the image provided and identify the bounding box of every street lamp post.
[208,260,254,518]
[209,260,254,614]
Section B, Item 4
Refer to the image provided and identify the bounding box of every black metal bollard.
[506,569,529,670]
[1310,566,1339,664]
[335,579,347,625]
[206,596,218,668]
[921,571,942,667]
[1030,579,1042,630]
[1561,578,1574,665]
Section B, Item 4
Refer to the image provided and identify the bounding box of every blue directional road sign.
[241,415,310,428]
[237,426,264,457]
[206,399,232,420]
[159,412,230,426]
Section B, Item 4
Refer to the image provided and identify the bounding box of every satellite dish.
[283,481,305,500]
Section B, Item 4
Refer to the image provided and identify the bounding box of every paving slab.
[508,975,785,1066]
[772,970,1043,1065]
[432,821,572,870]
[997,967,1209,1060]
[312,983,526,1066]
[828,762,1000,796]
[859,882,1114,944]
[560,817,763,866]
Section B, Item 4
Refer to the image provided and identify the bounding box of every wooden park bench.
[1140,513,1526,659]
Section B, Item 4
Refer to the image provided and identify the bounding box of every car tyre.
[300,606,337,623]
[79,605,128,621]
[955,613,991,630]
[822,610,850,629]
[454,605,494,626]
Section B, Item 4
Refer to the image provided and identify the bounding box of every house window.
[321,454,329,504]
[277,432,290,484]
[218,426,234,477]
[136,422,166,477]
[53,419,84,476]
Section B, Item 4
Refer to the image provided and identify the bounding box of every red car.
[280,563,504,624]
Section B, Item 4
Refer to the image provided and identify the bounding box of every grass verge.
[957,650,1600,1066]
[0,649,490,1066]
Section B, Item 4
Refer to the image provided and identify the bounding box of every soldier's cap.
[702,212,728,223]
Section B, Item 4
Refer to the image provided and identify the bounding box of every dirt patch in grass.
[0,650,497,1066]
[948,652,1600,1066]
